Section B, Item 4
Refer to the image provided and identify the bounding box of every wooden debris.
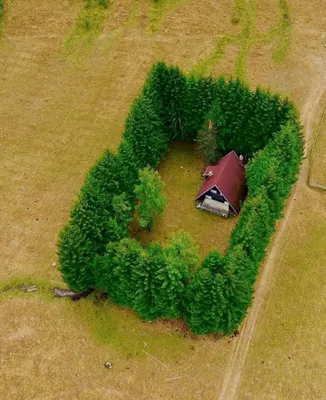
[164,376,183,382]
[53,288,93,301]
[20,285,39,292]
[142,350,170,370]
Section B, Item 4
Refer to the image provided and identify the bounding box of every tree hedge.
[58,62,303,335]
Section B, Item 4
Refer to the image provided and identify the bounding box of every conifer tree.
[220,244,253,334]
[184,76,219,140]
[185,268,226,335]
[202,250,225,274]
[229,191,274,268]
[135,167,167,231]
[122,94,168,170]
[59,150,128,291]
[143,62,187,139]
[195,122,220,164]
[94,238,143,307]
[133,243,164,320]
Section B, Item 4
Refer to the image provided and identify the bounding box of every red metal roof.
[195,151,246,214]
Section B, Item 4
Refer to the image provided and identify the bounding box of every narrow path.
[218,75,326,400]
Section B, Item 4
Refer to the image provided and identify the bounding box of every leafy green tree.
[185,268,226,335]
[164,231,199,278]
[135,167,167,231]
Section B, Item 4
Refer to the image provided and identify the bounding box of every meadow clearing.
[1,0,326,398]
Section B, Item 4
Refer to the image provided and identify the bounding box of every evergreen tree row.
[58,61,303,335]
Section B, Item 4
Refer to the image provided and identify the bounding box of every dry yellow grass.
[310,106,326,186]
[1,0,326,398]
[0,295,233,399]
[235,183,326,399]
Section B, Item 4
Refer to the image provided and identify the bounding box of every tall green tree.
[135,167,167,231]
[94,238,143,307]
[133,243,164,320]
[185,267,226,335]
[58,150,129,291]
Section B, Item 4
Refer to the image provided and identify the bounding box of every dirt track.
[218,75,326,399]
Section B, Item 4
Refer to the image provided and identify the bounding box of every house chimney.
[239,155,244,167]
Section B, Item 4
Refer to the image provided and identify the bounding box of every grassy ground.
[132,142,237,257]
[1,0,326,398]
[310,106,326,186]
[235,180,326,399]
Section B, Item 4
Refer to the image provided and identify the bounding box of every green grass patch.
[191,0,292,79]
[191,36,232,77]
[74,294,189,358]
[148,0,187,34]
[0,277,63,301]
[63,0,111,54]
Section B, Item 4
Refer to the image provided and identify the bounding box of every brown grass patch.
[236,182,326,399]
[0,295,233,399]
[310,106,326,186]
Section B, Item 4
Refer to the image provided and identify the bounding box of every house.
[195,151,246,217]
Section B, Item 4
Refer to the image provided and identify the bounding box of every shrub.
[135,166,167,231]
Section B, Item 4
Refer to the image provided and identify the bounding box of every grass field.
[310,104,326,186]
[1,0,326,398]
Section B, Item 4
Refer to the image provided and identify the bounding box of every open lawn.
[1,0,326,398]
[132,142,237,257]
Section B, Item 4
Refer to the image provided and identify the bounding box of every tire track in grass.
[218,75,326,400]
[191,0,292,80]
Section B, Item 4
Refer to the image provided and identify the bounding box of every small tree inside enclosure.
[135,166,167,231]
[195,121,221,164]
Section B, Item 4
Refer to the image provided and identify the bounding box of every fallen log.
[53,288,93,301]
